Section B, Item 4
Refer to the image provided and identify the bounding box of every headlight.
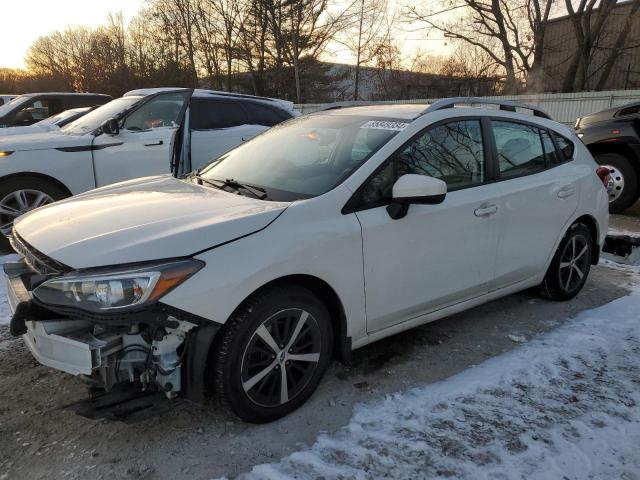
[33,259,204,313]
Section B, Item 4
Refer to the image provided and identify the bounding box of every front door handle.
[144,140,164,147]
[474,204,498,217]
[557,185,575,198]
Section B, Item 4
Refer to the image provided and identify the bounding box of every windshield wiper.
[193,174,268,200]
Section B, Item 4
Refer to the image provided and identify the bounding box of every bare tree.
[338,0,391,100]
[406,0,556,93]
[561,0,640,92]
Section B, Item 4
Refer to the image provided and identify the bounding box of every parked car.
[0,106,93,137]
[0,95,18,106]
[4,98,608,423]
[0,92,111,128]
[575,101,640,212]
[0,88,295,237]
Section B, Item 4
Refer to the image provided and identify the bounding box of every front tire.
[212,285,333,423]
[540,223,593,301]
[0,176,68,247]
[595,153,638,213]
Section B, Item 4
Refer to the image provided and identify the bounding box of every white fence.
[294,89,640,125]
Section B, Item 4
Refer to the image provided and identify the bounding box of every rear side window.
[492,120,545,179]
[240,101,289,126]
[553,133,575,161]
[190,100,248,130]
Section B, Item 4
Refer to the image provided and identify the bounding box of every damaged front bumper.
[4,259,219,400]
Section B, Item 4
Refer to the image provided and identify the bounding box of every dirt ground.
[0,211,638,480]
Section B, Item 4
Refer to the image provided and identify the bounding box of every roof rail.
[422,97,551,120]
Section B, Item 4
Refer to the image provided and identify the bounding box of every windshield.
[0,95,30,117]
[61,96,144,135]
[199,114,406,201]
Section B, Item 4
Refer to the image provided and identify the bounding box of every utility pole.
[354,0,365,101]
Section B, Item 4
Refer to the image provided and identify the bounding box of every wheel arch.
[231,274,351,364]
[571,214,600,265]
[0,171,72,197]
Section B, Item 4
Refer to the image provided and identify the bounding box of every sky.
[0,0,450,70]
[0,0,144,69]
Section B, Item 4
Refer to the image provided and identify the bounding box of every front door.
[353,118,501,333]
[92,90,191,187]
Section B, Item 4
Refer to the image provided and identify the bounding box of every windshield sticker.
[360,120,409,131]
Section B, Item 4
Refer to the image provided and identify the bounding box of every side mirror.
[14,110,34,126]
[101,118,120,135]
[386,174,447,220]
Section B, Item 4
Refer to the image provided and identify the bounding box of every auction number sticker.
[360,120,409,131]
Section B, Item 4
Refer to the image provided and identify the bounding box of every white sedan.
[0,107,93,136]
[5,98,608,423]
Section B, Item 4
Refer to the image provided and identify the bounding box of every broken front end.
[5,234,218,400]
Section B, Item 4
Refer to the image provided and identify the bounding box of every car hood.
[0,129,88,151]
[14,175,289,269]
[0,124,58,137]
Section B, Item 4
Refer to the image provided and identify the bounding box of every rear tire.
[540,223,593,301]
[212,285,333,423]
[595,153,638,213]
[0,176,68,250]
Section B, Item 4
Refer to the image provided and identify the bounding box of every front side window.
[199,115,403,200]
[493,120,545,179]
[361,119,485,205]
[123,92,188,131]
[15,98,62,124]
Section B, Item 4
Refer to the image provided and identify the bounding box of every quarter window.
[361,119,485,204]
[553,133,575,161]
[493,120,545,179]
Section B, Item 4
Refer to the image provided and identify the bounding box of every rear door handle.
[474,204,498,217]
[144,140,164,146]
[557,186,575,198]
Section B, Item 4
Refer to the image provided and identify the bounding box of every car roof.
[316,104,429,120]
[123,87,293,109]
[17,92,110,97]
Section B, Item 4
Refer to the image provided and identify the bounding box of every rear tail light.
[596,166,611,187]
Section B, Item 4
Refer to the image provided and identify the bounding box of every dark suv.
[0,92,111,128]
[575,102,640,212]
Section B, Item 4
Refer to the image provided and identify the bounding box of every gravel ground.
[0,213,638,480]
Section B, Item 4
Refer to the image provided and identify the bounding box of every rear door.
[490,119,580,288]
[189,99,258,170]
[91,90,192,187]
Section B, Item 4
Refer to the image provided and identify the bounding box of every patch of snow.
[506,334,527,343]
[0,254,20,326]
[607,226,640,237]
[239,263,640,480]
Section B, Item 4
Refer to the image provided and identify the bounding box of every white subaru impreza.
[5,98,609,423]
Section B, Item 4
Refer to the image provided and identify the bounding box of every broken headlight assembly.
[33,259,204,313]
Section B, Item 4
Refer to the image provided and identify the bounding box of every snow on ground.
[0,254,19,326]
[240,265,640,480]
